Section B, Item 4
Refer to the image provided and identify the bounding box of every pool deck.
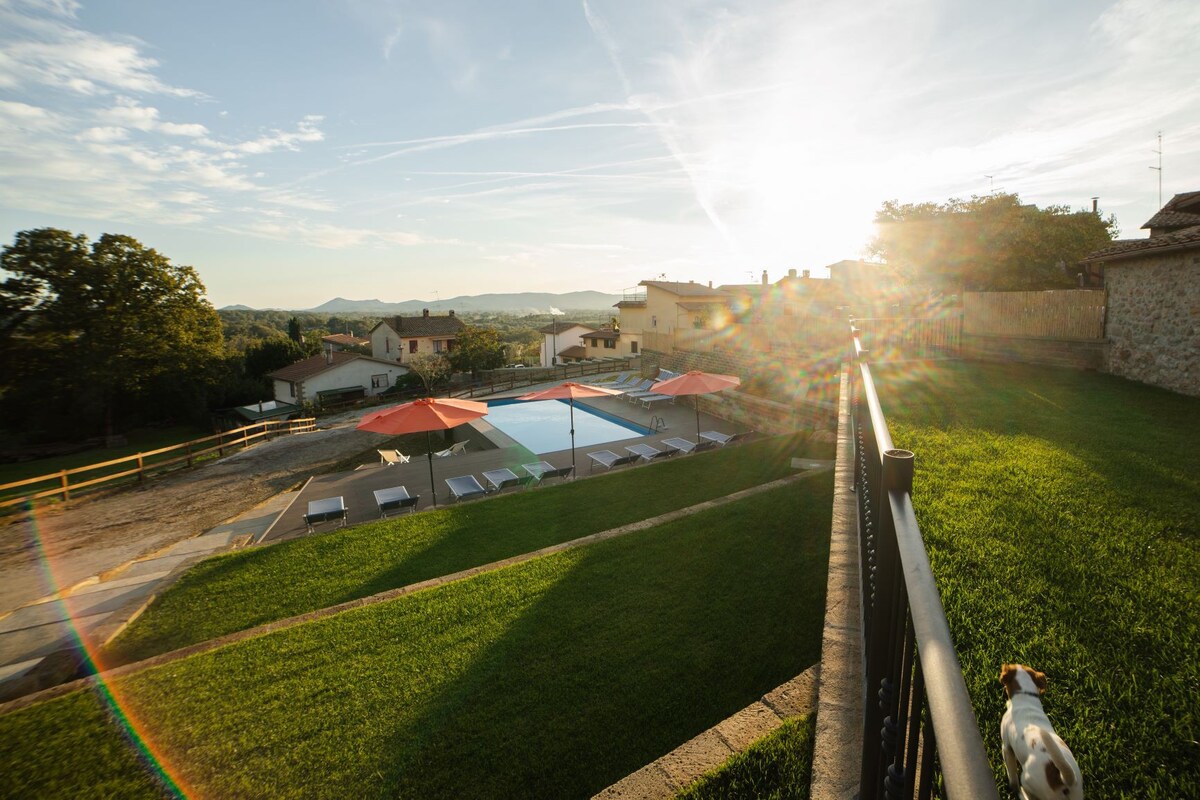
[264,389,746,541]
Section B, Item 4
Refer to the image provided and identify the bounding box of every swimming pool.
[485,398,648,454]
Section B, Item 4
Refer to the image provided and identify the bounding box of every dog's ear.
[1028,668,1048,693]
[999,664,1020,695]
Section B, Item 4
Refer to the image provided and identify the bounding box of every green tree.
[287,316,303,343]
[870,193,1118,291]
[0,228,225,437]
[244,338,307,381]
[447,325,506,377]
[405,353,451,392]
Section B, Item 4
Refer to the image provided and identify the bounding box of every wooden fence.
[0,418,316,510]
[963,290,1105,340]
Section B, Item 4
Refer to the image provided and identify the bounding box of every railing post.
[137,453,145,483]
[60,469,70,501]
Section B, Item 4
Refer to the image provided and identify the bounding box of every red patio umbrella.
[650,370,741,439]
[357,397,488,507]
[516,382,623,476]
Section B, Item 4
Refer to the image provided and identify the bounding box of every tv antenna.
[1149,131,1163,208]
[985,175,995,194]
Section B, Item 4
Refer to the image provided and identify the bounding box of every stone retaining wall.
[1104,252,1200,397]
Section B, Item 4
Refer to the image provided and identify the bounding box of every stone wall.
[1104,252,1200,397]
[961,334,1105,371]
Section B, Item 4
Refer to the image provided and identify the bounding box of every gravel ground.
[0,411,390,612]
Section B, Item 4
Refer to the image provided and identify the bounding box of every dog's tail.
[1037,730,1077,788]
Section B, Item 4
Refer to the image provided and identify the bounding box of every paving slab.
[68,570,171,597]
[0,658,40,684]
[117,554,197,579]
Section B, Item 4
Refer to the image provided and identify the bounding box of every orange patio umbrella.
[357,397,488,507]
[650,370,741,439]
[516,382,623,476]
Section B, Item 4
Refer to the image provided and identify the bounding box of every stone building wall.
[1104,252,1200,397]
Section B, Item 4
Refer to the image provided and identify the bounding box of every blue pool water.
[485,398,647,454]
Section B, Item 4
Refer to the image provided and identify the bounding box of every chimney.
[788,268,798,279]
[448,309,455,317]
[422,308,429,317]
[325,344,334,364]
[802,269,810,279]
[1091,196,1099,214]
[761,270,768,286]
[707,280,712,288]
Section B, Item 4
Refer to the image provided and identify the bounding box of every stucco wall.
[1104,252,1200,397]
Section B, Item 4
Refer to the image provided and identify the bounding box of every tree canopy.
[869,193,1118,291]
[448,325,506,376]
[1,228,225,437]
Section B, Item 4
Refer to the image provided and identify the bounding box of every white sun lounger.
[482,467,521,493]
[637,393,675,409]
[378,449,411,466]
[699,430,753,446]
[661,437,719,455]
[304,496,347,532]
[433,441,468,457]
[373,486,420,517]
[445,474,488,502]
[587,450,642,472]
[626,443,674,462]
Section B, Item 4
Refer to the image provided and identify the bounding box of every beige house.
[370,309,465,365]
[618,280,730,352]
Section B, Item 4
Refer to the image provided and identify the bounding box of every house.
[267,351,409,407]
[321,333,370,352]
[538,321,595,366]
[1082,191,1200,397]
[619,280,730,347]
[370,309,465,365]
[581,323,637,360]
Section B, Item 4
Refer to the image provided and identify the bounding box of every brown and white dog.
[999,664,1083,800]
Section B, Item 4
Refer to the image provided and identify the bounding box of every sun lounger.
[304,496,347,532]
[698,430,753,446]
[445,474,488,502]
[522,460,555,480]
[661,437,718,455]
[587,450,642,472]
[543,465,574,482]
[606,371,633,385]
[617,379,654,396]
[611,373,644,390]
[482,467,521,493]
[373,486,419,517]
[638,393,675,409]
[626,443,674,462]
[433,441,468,457]
[378,449,410,466]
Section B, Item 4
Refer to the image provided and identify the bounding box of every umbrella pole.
[426,430,438,507]
[569,399,576,478]
[695,401,701,441]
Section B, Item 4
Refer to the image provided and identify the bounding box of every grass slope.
[110,434,827,662]
[676,713,815,800]
[2,476,833,800]
[874,361,1199,799]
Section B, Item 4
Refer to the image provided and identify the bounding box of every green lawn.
[676,714,815,800]
[874,361,1200,799]
[1,476,833,800]
[109,433,830,663]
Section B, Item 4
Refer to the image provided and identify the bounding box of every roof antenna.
[1149,131,1163,208]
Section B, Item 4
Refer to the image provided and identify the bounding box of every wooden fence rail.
[963,289,1105,340]
[0,418,316,510]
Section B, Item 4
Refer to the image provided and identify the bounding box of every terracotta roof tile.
[376,314,465,337]
[1082,225,1200,263]
[639,280,729,297]
[537,321,594,334]
[267,351,362,382]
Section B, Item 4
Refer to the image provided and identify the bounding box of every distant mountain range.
[219,291,622,314]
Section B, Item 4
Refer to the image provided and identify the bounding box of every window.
[651,315,657,328]
[603,339,616,349]
[288,381,296,397]
[409,340,418,354]
[371,374,388,389]
[385,337,390,354]
[433,339,443,353]
[591,338,599,347]
[630,341,638,354]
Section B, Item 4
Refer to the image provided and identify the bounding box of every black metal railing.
[851,323,998,800]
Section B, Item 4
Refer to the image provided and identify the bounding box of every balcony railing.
[850,322,998,800]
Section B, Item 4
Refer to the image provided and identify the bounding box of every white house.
[538,321,595,366]
[267,351,409,406]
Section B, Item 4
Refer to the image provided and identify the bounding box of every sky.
[1,0,1198,310]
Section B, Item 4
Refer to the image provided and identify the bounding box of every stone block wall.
[961,334,1105,371]
[1104,252,1200,397]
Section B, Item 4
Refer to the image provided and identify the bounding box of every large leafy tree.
[447,325,506,377]
[1,228,225,437]
[870,193,1118,291]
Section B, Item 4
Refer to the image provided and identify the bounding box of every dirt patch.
[0,411,392,612]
